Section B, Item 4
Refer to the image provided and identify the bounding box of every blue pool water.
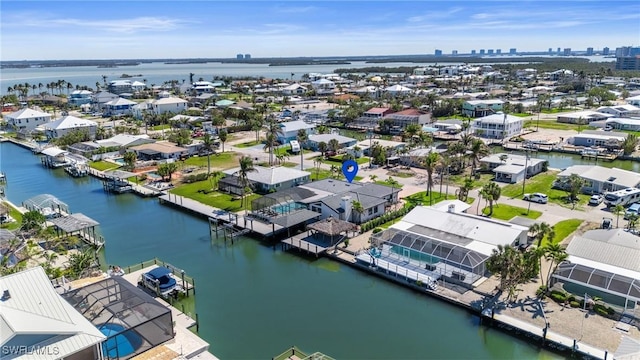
[271,202,306,214]
[99,323,142,358]
[390,245,440,264]
[113,158,125,165]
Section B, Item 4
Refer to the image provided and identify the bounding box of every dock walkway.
[281,233,327,255]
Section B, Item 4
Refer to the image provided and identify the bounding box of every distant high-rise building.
[496,49,502,55]
[479,49,485,55]
[452,50,458,56]
[244,54,251,59]
[510,48,517,55]
[548,48,553,54]
[236,54,244,60]
[586,47,594,56]
[557,47,561,54]
[615,47,640,70]
[563,48,571,56]
[471,50,477,55]
[603,47,610,55]
[487,49,494,55]
[435,49,442,56]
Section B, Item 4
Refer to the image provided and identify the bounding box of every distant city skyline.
[1,1,639,61]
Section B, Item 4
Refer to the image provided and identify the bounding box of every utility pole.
[522,150,529,195]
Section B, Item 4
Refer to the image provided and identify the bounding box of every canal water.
[500,148,640,172]
[0,142,560,359]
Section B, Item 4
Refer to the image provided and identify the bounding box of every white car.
[589,194,604,206]
[523,193,548,204]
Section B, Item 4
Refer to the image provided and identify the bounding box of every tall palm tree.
[544,243,567,286]
[236,156,257,208]
[202,133,215,176]
[613,204,625,228]
[468,139,490,177]
[422,152,440,205]
[264,120,284,165]
[296,129,308,171]
[218,128,228,153]
[313,157,324,181]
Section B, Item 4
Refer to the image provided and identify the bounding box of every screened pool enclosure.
[62,276,173,359]
[370,227,490,284]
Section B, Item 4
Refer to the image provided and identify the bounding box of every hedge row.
[360,204,416,233]
[183,173,209,183]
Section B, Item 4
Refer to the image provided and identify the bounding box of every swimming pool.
[99,323,142,358]
[113,158,125,165]
[271,202,306,214]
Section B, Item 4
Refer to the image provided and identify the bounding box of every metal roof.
[553,261,640,302]
[50,213,99,233]
[272,209,321,228]
[566,229,640,273]
[0,267,106,359]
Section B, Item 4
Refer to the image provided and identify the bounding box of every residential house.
[281,84,308,96]
[91,91,119,112]
[311,78,336,95]
[357,139,406,157]
[626,94,640,107]
[568,130,627,148]
[557,110,613,124]
[597,104,640,118]
[306,134,357,151]
[43,116,98,140]
[219,166,311,195]
[462,99,504,117]
[556,165,640,194]
[382,109,431,135]
[103,97,137,116]
[0,267,106,360]
[551,229,640,312]
[605,117,640,132]
[4,108,51,131]
[192,81,222,94]
[129,141,189,160]
[472,113,523,140]
[363,107,393,119]
[68,90,93,106]
[369,206,528,286]
[480,153,547,184]
[67,134,155,160]
[107,80,133,94]
[278,120,316,143]
[383,84,413,96]
[299,179,401,224]
[132,97,189,119]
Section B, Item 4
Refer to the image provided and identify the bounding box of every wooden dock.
[159,193,285,238]
[281,233,328,256]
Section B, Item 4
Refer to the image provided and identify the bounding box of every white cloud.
[9,15,194,33]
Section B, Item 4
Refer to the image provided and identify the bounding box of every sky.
[1,1,639,60]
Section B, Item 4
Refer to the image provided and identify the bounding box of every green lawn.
[449,173,494,189]
[375,180,404,188]
[235,140,263,148]
[405,191,475,206]
[1,202,23,230]
[512,113,533,117]
[89,161,121,171]
[501,171,590,209]
[523,120,596,132]
[324,155,370,166]
[542,219,583,246]
[169,180,260,212]
[309,169,362,182]
[151,124,171,131]
[182,152,239,170]
[482,204,542,220]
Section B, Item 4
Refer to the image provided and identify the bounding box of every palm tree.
[613,204,625,228]
[318,142,328,158]
[481,182,501,216]
[529,222,554,247]
[468,139,489,177]
[236,156,257,208]
[369,174,378,183]
[296,129,308,170]
[327,138,340,154]
[351,200,364,224]
[386,177,401,209]
[202,133,215,176]
[313,157,324,181]
[544,243,567,287]
[218,128,228,153]
[422,152,440,205]
[264,120,284,165]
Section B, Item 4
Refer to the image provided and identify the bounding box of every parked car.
[523,193,548,204]
[624,203,640,220]
[589,194,604,206]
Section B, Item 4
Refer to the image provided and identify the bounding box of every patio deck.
[282,233,328,255]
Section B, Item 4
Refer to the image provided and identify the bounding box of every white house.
[281,84,308,96]
[597,104,640,118]
[0,267,107,360]
[132,97,188,119]
[68,90,93,106]
[278,120,316,143]
[568,130,627,148]
[43,116,98,140]
[462,99,504,117]
[626,94,640,107]
[480,153,547,184]
[472,113,523,140]
[129,141,189,160]
[556,110,612,124]
[4,108,52,131]
[91,91,120,112]
[219,166,311,195]
[605,117,640,132]
[306,134,358,151]
[556,165,640,194]
[383,84,413,96]
[311,78,336,95]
